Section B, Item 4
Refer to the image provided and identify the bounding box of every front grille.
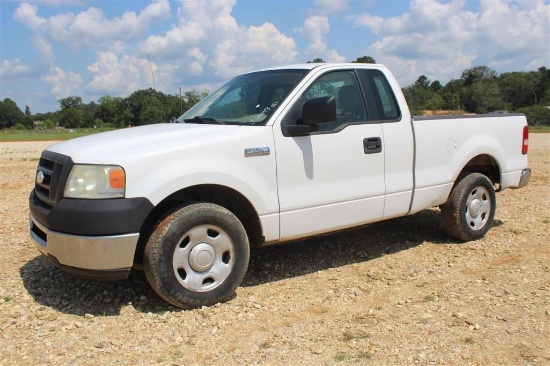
[35,158,55,205]
[34,151,72,207]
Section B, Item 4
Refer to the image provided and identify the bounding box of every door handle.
[363,137,382,154]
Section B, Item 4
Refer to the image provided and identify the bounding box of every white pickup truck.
[30,63,531,308]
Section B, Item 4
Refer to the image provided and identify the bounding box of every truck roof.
[254,63,385,72]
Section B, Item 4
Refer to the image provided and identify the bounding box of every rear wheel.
[144,203,250,308]
[441,173,496,241]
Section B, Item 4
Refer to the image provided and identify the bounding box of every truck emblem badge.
[36,171,45,184]
[244,147,270,157]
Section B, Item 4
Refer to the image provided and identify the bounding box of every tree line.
[402,65,550,125]
[1,56,549,129]
[0,88,207,130]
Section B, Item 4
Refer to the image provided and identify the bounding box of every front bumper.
[30,213,139,280]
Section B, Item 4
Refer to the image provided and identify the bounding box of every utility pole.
[180,87,183,114]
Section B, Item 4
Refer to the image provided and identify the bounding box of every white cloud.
[27,0,88,6]
[186,47,207,76]
[352,12,384,33]
[0,59,34,78]
[41,67,84,98]
[299,0,348,62]
[13,3,46,31]
[352,0,550,86]
[87,52,158,94]
[138,23,207,59]
[474,0,550,69]
[31,36,54,66]
[312,0,349,15]
[301,16,330,55]
[210,22,299,77]
[298,15,346,62]
[139,0,298,79]
[7,0,299,110]
[13,0,172,51]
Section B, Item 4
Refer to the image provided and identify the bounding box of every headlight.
[64,165,125,199]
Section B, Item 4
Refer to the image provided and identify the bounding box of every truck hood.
[46,123,243,164]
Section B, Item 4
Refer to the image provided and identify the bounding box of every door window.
[303,70,366,132]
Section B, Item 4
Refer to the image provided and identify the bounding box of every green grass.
[423,294,437,302]
[529,126,550,133]
[334,352,353,362]
[342,330,371,341]
[0,128,114,142]
[334,351,372,362]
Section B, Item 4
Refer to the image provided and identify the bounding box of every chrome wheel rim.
[172,224,234,292]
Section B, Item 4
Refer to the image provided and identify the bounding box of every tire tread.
[143,203,249,309]
[441,173,496,242]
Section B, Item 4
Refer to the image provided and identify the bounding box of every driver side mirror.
[287,96,336,136]
[302,96,336,125]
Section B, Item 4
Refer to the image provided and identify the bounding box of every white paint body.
[46,63,530,244]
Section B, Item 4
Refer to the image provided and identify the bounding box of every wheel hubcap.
[172,225,234,293]
[189,243,216,272]
[465,186,491,230]
[469,199,482,216]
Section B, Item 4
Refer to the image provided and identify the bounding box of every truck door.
[273,69,386,240]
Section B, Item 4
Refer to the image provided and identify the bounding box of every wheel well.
[134,185,263,265]
[458,154,501,188]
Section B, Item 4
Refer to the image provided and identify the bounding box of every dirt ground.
[0,135,549,365]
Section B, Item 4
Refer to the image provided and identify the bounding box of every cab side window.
[359,69,401,122]
[373,77,399,119]
[303,70,366,132]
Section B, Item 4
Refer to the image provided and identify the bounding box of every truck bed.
[409,113,529,213]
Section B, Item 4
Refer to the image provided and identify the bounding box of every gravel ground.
[1,135,549,365]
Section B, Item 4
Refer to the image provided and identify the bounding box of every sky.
[1,0,549,114]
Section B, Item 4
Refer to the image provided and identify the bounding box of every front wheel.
[144,203,250,309]
[441,173,496,242]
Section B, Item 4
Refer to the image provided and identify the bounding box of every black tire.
[144,203,250,309]
[441,173,496,242]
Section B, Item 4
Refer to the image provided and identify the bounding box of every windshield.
[177,69,309,125]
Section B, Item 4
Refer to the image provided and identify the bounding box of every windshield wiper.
[183,116,226,125]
